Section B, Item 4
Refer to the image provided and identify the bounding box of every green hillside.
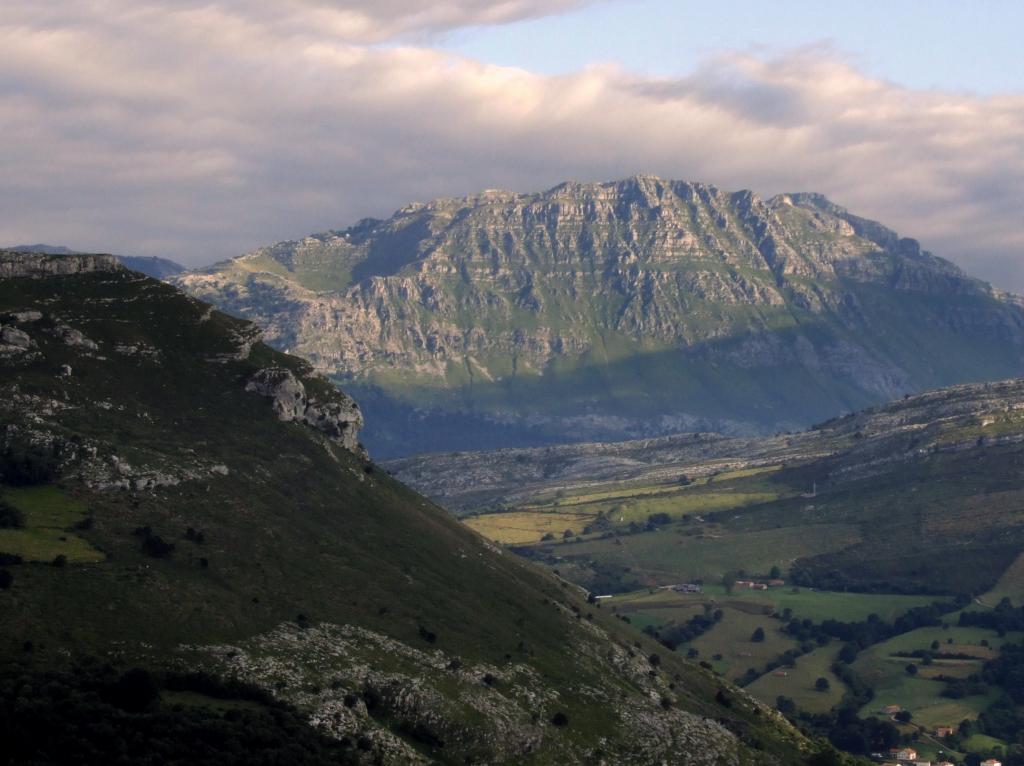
[0,253,824,765]
[176,177,1024,456]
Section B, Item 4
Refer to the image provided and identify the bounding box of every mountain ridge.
[174,176,1024,456]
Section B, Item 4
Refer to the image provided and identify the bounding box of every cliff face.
[176,177,1024,456]
[0,251,122,278]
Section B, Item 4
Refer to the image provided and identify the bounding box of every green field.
[0,485,104,563]
[563,522,861,586]
[688,609,798,682]
[465,509,593,544]
[746,645,847,713]
[853,626,1020,730]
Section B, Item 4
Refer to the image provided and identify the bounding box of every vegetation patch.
[0,485,103,563]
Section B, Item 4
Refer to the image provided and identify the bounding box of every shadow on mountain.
[356,290,1024,458]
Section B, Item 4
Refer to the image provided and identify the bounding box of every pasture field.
[563,523,861,585]
[697,585,941,623]
[686,608,797,681]
[611,586,939,625]
[852,625,1020,729]
[746,646,847,714]
[464,510,593,544]
[0,485,103,563]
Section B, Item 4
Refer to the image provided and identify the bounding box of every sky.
[1,0,1022,290]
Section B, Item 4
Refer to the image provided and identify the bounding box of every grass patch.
[0,485,103,563]
[853,626,1018,729]
[746,645,846,714]
[686,609,797,682]
[465,510,592,544]
[563,523,860,586]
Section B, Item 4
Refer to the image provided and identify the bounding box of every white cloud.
[1,2,1023,290]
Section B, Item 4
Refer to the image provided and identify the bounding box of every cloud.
[1,2,1023,290]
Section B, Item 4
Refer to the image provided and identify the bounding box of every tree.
[815,677,830,692]
[0,569,12,589]
[894,710,913,724]
[751,627,766,642]
[905,663,918,676]
[0,501,24,529]
[562,529,573,540]
[776,695,796,714]
[770,565,782,579]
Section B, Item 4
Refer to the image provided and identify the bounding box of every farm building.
[934,726,954,738]
[980,760,1002,766]
[889,747,917,762]
[672,583,702,593]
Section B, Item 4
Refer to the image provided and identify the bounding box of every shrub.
[550,712,569,727]
[815,677,830,692]
[751,627,766,642]
[0,501,24,529]
[141,535,174,558]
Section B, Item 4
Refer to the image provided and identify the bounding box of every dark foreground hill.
[176,176,1024,457]
[0,252,821,765]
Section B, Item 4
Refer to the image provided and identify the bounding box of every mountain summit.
[176,177,1024,456]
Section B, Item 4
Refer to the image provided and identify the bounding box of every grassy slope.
[0,268,810,764]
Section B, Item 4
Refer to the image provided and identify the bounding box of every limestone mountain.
[175,176,1024,457]
[0,252,817,765]
[5,243,185,279]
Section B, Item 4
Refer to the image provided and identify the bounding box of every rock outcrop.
[176,176,1024,457]
[246,367,363,453]
[0,251,122,278]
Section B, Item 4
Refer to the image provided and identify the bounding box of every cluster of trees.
[643,605,722,649]
[782,598,967,655]
[960,598,1024,633]
[0,438,62,486]
[133,526,175,558]
[0,499,24,528]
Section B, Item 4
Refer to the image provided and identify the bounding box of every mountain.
[0,251,817,765]
[175,176,1024,457]
[5,243,185,279]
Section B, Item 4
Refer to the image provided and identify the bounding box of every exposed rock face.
[246,367,363,453]
[0,251,122,278]
[176,177,1024,456]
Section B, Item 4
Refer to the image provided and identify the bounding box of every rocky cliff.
[176,177,1024,456]
[0,250,122,278]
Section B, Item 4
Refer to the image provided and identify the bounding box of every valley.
[390,378,1024,763]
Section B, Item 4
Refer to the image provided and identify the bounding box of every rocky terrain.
[176,176,1024,456]
[0,251,820,765]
